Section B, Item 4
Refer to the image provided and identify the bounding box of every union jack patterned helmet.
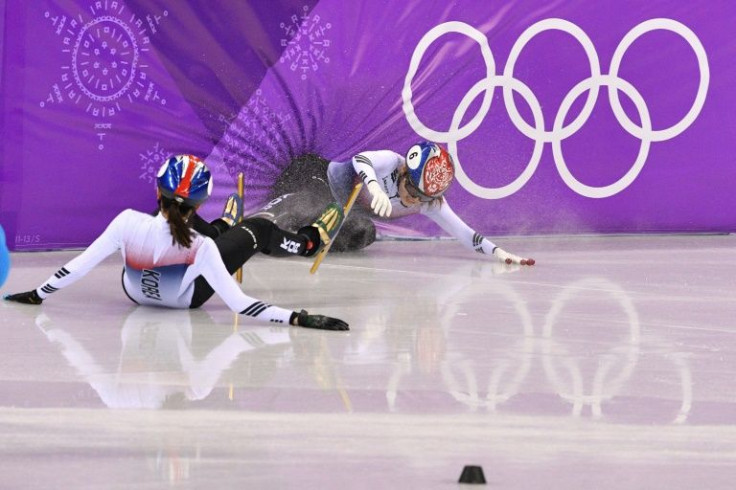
[405,142,455,198]
[156,155,213,206]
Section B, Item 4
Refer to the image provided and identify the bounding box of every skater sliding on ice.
[4,154,349,331]
[254,141,535,265]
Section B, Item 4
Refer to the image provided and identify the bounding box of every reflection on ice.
[34,308,291,410]
[0,236,733,489]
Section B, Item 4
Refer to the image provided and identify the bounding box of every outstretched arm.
[4,211,127,304]
[425,202,535,265]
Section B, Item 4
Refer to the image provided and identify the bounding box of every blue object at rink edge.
[0,224,9,288]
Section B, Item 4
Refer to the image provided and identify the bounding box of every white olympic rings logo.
[402,18,710,198]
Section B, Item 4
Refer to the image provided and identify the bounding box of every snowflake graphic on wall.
[279,5,332,81]
[138,142,169,184]
[218,89,292,174]
[40,2,169,150]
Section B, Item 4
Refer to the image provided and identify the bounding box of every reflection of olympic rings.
[440,280,534,411]
[403,18,710,199]
[380,266,692,421]
[540,278,641,418]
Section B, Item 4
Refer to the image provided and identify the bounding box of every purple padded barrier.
[1,0,734,251]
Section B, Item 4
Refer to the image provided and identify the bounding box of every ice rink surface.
[1,235,735,489]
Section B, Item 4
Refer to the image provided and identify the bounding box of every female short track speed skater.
[255,142,534,264]
[4,155,348,331]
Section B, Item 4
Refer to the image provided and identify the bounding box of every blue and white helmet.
[405,142,455,198]
[156,155,213,206]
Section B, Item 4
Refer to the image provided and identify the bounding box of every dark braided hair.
[160,196,194,248]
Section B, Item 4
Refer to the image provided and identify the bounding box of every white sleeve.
[39,326,119,406]
[351,150,401,187]
[35,210,128,299]
[423,201,498,256]
[197,240,295,324]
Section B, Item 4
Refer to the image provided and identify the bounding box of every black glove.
[296,309,349,331]
[3,290,43,305]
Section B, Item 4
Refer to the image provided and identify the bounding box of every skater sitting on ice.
[4,154,348,331]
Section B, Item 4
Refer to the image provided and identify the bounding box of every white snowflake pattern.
[279,5,332,81]
[219,89,292,174]
[139,142,169,184]
[41,2,168,150]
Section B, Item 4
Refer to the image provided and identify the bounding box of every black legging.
[256,153,376,252]
[189,217,314,308]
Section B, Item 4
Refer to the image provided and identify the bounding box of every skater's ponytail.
[160,196,194,248]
